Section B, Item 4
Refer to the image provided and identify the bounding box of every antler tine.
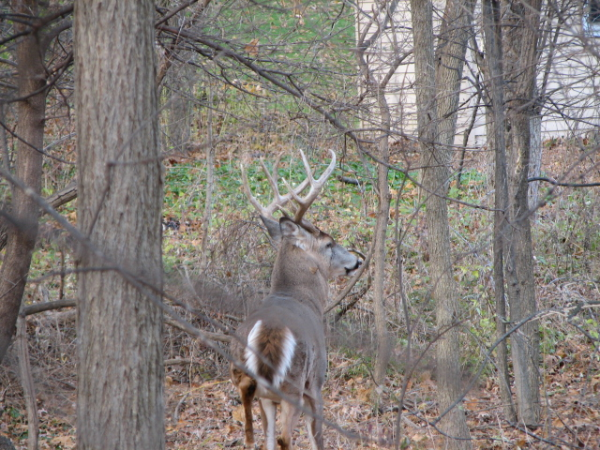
[259,155,289,212]
[241,163,274,217]
[241,153,311,219]
[285,149,336,223]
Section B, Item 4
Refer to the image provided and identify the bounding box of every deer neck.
[270,244,329,314]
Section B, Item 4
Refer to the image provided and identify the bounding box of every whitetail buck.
[230,150,362,450]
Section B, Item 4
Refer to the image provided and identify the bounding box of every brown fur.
[251,326,289,384]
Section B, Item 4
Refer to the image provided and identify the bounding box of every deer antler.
[241,153,309,218]
[284,149,336,222]
[241,150,336,222]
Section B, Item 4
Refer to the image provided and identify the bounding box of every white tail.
[244,320,296,389]
[230,150,362,450]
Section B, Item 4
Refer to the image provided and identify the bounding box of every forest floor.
[1,336,599,449]
[1,138,600,449]
[163,344,600,450]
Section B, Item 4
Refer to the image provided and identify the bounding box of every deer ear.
[279,217,312,251]
[260,215,283,247]
[279,216,301,238]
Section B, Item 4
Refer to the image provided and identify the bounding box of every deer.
[230,149,362,450]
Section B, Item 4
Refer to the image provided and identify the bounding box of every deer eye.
[325,242,333,249]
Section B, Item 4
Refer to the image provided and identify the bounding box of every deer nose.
[346,258,362,275]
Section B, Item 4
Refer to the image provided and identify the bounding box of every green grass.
[193,0,357,117]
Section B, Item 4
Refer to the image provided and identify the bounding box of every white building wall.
[357,0,600,147]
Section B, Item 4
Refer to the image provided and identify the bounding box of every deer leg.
[304,392,324,450]
[239,376,257,448]
[277,399,301,450]
[259,398,277,450]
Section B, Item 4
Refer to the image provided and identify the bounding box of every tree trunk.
[434,0,476,167]
[503,0,541,427]
[17,315,39,450]
[355,1,401,386]
[0,0,47,364]
[200,79,215,269]
[167,73,194,152]
[528,112,542,209]
[372,107,392,386]
[481,0,516,422]
[410,0,471,447]
[74,1,165,449]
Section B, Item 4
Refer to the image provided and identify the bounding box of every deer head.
[230,150,361,450]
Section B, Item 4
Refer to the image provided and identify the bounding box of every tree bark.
[434,0,476,168]
[166,64,194,152]
[372,108,392,385]
[410,0,471,447]
[200,79,215,268]
[160,0,194,154]
[503,0,541,427]
[355,0,402,386]
[74,1,165,449]
[0,0,47,364]
[528,112,542,209]
[481,0,516,422]
[17,315,39,450]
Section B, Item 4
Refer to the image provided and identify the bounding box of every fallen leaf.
[244,38,259,57]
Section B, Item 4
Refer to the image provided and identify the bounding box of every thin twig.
[528,176,600,188]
